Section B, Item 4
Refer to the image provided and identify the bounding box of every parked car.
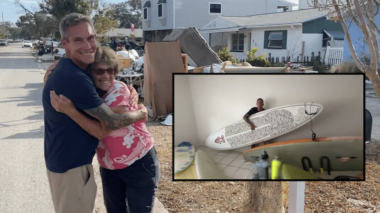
[113,40,144,51]
[54,48,66,59]
[22,40,32,48]
[7,39,14,43]
[0,39,8,46]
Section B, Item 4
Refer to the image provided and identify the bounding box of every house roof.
[101,28,143,38]
[222,8,329,28]
[200,8,330,32]
[323,30,345,40]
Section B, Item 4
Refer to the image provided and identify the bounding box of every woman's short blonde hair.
[87,46,121,76]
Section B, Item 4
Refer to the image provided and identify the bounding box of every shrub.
[97,36,110,44]
[330,62,362,73]
[312,61,331,73]
[246,47,271,67]
[217,46,234,62]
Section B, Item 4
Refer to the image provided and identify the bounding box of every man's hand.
[137,104,148,121]
[43,60,59,85]
[127,85,139,107]
[50,91,76,114]
[250,123,256,130]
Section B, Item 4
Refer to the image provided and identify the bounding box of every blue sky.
[1,0,128,25]
[1,0,299,26]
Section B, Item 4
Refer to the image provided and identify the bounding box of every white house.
[200,8,344,63]
[141,0,299,43]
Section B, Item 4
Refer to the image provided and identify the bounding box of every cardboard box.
[144,42,185,117]
[117,55,131,68]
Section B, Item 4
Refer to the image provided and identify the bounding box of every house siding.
[142,0,280,42]
[302,17,343,34]
[245,26,303,61]
[343,14,380,62]
[142,0,174,31]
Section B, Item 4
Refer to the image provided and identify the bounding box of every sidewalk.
[37,59,169,213]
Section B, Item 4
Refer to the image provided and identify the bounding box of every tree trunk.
[366,70,380,104]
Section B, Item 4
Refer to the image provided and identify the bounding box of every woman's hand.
[43,60,59,85]
[127,85,139,107]
[50,91,76,115]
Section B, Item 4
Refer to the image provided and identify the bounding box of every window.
[231,33,244,52]
[210,3,221,14]
[158,4,163,17]
[264,30,287,49]
[143,1,151,20]
[144,8,148,19]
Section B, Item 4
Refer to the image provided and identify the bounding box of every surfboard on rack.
[206,103,323,150]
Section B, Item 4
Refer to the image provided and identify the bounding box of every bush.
[217,46,234,62]
[329,62,362,73]
[246,47,271,67]
[312,61,331,73]
[97,36,110,44]
[271,62,286,67]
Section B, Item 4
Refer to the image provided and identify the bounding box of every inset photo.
[174,74,364,181]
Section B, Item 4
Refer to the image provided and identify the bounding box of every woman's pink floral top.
[96,80,154,170]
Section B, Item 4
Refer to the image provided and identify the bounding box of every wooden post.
[288,182,305,213]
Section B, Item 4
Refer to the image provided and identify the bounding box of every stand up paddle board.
[195,150,228,179]
[206,103,323,150]
[242,136,363,172]
[174,142,195,173]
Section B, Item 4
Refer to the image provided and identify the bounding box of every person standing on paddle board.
[243,98,266,148]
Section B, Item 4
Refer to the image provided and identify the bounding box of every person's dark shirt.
[42,58,104,173]
[247,107,265,116]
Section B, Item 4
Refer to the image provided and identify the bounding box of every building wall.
[174,75,200,146]
[141,0,174,31]
[175,75,363,151]
[142,0,281,41]
[302,33,324,59]
[343,14,380,62]
[302,17,343,34]
[245,26,303,61]
[298,0,329,9]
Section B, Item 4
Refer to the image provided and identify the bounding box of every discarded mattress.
[163,27,222,67]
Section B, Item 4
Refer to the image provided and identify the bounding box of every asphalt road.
[0,43,53,212]
[366,80,380,140]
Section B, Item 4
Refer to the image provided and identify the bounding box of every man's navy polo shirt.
[42,58,103,173]
[247,107,265,116]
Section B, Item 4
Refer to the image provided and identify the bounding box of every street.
[366,80,380,140]
[0,43,53,212]
[0,43,168,213]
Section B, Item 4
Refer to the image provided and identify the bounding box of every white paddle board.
[206,103,323,150]
[242,136,363,172]
[195,150,228,179]
[174,142,195,173]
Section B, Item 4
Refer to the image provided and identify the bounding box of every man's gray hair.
[59,13,96,39]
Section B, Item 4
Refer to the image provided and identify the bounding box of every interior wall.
[174,75,200,147]
[180,75,363,152]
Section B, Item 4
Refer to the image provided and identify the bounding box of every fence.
[324,47,343,66]
[265,52,322,66]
